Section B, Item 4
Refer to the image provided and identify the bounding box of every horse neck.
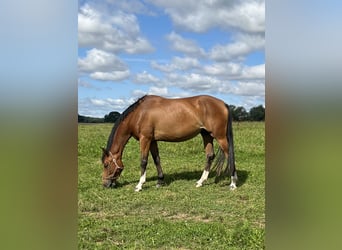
[109,122,131,160]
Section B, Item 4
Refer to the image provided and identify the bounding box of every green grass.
[78,122,265,249]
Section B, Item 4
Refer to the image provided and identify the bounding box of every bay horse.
[101,95,238,191]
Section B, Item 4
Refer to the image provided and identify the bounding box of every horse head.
[101,147,124,188]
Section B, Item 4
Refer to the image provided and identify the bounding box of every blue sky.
[78,0,265,117]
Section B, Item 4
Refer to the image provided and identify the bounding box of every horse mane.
[105,95,147,151]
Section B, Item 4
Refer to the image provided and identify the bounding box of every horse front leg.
[150,140,164,188]
[135,137,151,192]
[135,159,147,192]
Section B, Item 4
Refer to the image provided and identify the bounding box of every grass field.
[78,122,265,249]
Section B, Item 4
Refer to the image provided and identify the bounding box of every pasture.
[78,122,265,249]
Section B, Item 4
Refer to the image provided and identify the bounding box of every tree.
[78,114,104,123]
[229,105,236,120]
[249,105,265,121]
[104,111,120,123]
[229,105,249,121]
[78,114,85,123]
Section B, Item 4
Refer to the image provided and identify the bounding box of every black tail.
[214,104,236,176]
[226,104,236,176]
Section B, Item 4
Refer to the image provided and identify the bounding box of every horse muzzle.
[102,179,117,188]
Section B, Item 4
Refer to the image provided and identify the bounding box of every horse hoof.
[196,183,202,188]
[135,187,142,192]
[156,184,162,188]
[229,184,237,190]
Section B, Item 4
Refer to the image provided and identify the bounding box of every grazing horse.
[101,95,238,191]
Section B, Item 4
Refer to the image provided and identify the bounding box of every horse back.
[128,95,228,141]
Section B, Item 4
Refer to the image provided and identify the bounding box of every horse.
[101,95,238,191]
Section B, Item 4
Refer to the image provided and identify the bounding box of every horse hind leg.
[216,137,237,190]
[230,170,238,190]
[196,131,215,187]
[150,140,164,188]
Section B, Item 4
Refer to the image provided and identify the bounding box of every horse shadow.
[115,169,249,189]
[213,169,249,187]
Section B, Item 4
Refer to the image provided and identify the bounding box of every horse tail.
[226,104,236,176]
[214,104,236,177]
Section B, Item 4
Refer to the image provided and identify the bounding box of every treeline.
[229,105,265,121]
[78,111,120,123]
[78,114,104,123]
[78,105,265,123]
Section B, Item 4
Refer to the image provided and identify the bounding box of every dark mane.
[105,95,147,151]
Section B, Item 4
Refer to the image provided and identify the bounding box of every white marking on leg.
[229,172,238,190]
[135,171,146,192]
[196,170,209,187]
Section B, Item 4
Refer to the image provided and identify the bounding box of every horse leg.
[196,131,215,187]
[216,137,238,190]
[150,140,164,188]
[135,137,151,192]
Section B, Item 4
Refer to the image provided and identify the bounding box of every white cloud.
[166,32,206,57]
[160,69,264,96]
[90,70,130,81]
[210,33,264,61]
[203,62,264,80]
[78,79,94,88]
[149,0,264,33]
[105,0,156,15]
[148,86,168,95]
[151,56,200,72]
[134,71,160,84]
[88,97,131,112]
[172,57,200,69]
[217,0,265,33]
[79,97,129,117]
[78,48,130,81]
[131,89,148,97]
[79,78,264,117]
[132,87,168,97]
[80,89,168,117]
[78,48,127,72]
[90,98,107,106]
[78,4,154,54]
[203,62,243,77]
[240,64,265,80]
[166,73,222,92]
[242,96,265,111]
[78,1,265,117]
[231,81,265,96]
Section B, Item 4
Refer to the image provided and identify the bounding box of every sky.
[78,0,265,118]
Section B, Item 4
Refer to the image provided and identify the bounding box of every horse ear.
[101,147,109,156]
